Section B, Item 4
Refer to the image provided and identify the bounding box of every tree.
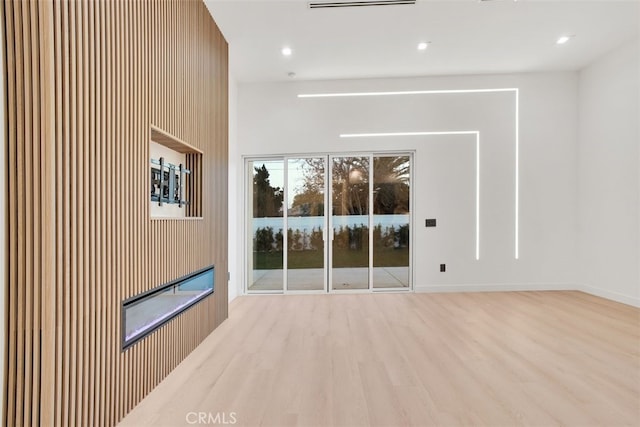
[292,156,410,217]
[292,229,303,251]
[253,164,283,217]
[331,157,369,216]
[397,224,410,248]
[373,156,410,214]
[274,229,283,251]
[254,227,275,252]
[310,227,323,251]
[290,158,325,216]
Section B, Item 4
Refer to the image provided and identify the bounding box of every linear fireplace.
[122,266,214,349]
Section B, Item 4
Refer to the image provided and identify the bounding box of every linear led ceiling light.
[309,1,416,9]
[298,88,517,98]
[301,87,520,259]
[340,131,479,138]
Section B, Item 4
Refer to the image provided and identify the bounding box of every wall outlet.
[440,264,446,272]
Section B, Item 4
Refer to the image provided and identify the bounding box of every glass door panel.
[247,153,411,294]
[247,160,284,291]
[373,156,411,288]
[286,158,326,291]
[331,156,370,290]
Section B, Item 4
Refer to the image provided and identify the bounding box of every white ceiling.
[204,0,640,83]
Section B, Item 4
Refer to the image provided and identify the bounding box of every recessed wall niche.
[150,125,203,218]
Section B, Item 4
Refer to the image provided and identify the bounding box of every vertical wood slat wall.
[1,0,229,425]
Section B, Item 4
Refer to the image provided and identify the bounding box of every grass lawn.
[253,248,409,269]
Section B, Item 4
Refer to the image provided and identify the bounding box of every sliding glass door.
[330,156,370,290]
[247,159,284,292]
[372,155,411,288]
[246,153,411,294]
[286,158,326,291]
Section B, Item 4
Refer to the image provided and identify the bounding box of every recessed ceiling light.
[281,47,292,56]
[556,35,573,45]
[417,42,429,50]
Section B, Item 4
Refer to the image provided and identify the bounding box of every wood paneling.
[150,126,203,154]
[1,0,228,425]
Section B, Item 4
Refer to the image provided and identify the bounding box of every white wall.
[577,39,640,307]
[231,72,579,295]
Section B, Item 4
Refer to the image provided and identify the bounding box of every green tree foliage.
[253,164,283,217]
[374,224,410,250]
[254,227,275,252]
[373,224,383,249]
[397,224,410,248]
[275,229,283,251]
[348,225,367,250]
[310,227,323,251]
[333,226,348,249]
[287,228,294,251]
[292,229,303,251]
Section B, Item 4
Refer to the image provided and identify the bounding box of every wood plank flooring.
[119,291,640,426]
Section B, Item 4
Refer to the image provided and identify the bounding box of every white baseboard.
[414,283,640,308]
[577,284,640,308]
[414,283,572,293]
[228,282,238,303]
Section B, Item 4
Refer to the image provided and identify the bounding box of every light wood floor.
[119,291,640,426]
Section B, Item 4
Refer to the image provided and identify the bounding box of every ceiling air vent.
[309,1,416,9]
